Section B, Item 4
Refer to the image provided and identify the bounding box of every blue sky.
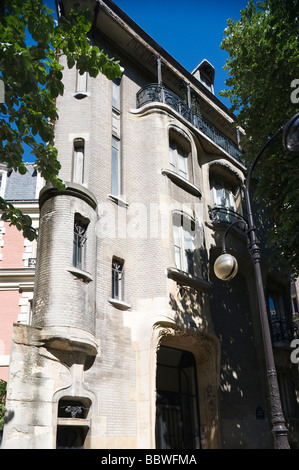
[114,0,250,108]
[46,0,250,108]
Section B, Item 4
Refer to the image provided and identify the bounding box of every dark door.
[155,346,201,449]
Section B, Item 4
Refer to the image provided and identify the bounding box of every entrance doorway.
[155,346,201,449]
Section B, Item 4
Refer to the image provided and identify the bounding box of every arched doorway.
[155,346,201,449]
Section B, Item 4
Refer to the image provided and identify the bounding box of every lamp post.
[214,113,299,450]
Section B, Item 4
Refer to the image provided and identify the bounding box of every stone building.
[2,0,299,449]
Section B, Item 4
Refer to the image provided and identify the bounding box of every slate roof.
[4,164,38,201]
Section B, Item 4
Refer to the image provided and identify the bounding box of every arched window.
[169,129,192,183]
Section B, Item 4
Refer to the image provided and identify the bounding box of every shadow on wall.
[169,285,210,333]
[168,239,210,332]
[209,263,271,448]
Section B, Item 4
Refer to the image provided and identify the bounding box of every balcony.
[208,205,244,226]
[270,318,299,347]
[136,84,243,163]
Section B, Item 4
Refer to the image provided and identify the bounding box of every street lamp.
[214,113,299,450]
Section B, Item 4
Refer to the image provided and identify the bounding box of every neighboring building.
[2,0,299,449]
[0,164,42,381]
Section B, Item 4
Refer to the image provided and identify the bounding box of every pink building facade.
[0,164,42,381]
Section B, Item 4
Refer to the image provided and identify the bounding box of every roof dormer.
[192,59,215,94]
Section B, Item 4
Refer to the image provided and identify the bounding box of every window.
[112,78,121,110]
[56,397,91,449]
[268,291,286,321]
[73,214,89,270]
[192,60,215,94]
[267,288,293,344]
[111,78,121,196]
[72,139,85,184]
[210,174,242,224]
[200,72,213,92]
[58,398,90,419]
[111,137,121,196]
[75,70,88,97]
[112,257,124,300]
[173,212,195,276]
[169,140,188,180]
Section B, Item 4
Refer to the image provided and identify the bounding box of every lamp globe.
[214,253,238,281]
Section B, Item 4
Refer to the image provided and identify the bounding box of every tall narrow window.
[173,212,195,276]
[112,78,121,110]
[73,214,89,270]
[111,78,121,196]
[169,140,188,180]
[267,290,286,322]
[112,257,124,300]
[76,70,87,94]
[210,174,242,224]
[73,139,85,184]
[111,137,120,196]
[267,288,291,344]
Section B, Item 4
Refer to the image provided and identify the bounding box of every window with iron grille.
[73,214,89,270]
[209,173,243,225]
[112,257,124,300]
[267,287,296,344]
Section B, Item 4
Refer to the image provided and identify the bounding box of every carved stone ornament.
[154,321,218,363]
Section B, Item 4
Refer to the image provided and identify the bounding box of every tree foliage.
[220,0,299,276]
[0,0,121,240]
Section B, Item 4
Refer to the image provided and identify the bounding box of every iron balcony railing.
[136,83,243,163]
[208,205,244,225]
[270,319,299,345]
